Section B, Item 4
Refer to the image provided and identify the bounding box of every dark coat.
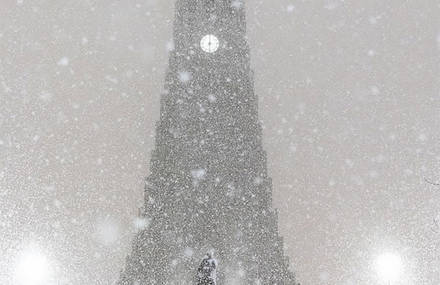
[197,255,217,285]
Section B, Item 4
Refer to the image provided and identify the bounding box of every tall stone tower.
[118,1,296,284]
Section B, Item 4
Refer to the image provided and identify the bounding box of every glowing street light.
[14,246,52,285]
[375,252,403,285]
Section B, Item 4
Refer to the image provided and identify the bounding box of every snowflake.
[166,40,175,52]
[231,1,243,9]
[184,247,194,257]
[178,71,192,83]
[191,169,206,180]
[57,57,69,66]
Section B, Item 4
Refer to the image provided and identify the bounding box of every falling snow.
[57,57,70,66]
[1,1,439,285]
[178,71,192,83]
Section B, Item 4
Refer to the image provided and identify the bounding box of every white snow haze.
[1,0,439,284]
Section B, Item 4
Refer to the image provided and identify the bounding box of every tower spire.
[118,1,296,284]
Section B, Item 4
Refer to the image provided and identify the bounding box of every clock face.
[200,34,219,53]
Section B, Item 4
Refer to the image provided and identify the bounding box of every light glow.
[375,252,403,282]
[14,247,51,285]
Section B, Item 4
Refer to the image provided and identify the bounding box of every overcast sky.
[1,0,440,284]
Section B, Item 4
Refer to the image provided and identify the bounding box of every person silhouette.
[197,252,217,285]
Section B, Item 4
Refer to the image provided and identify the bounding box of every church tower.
[118,1,296,284]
